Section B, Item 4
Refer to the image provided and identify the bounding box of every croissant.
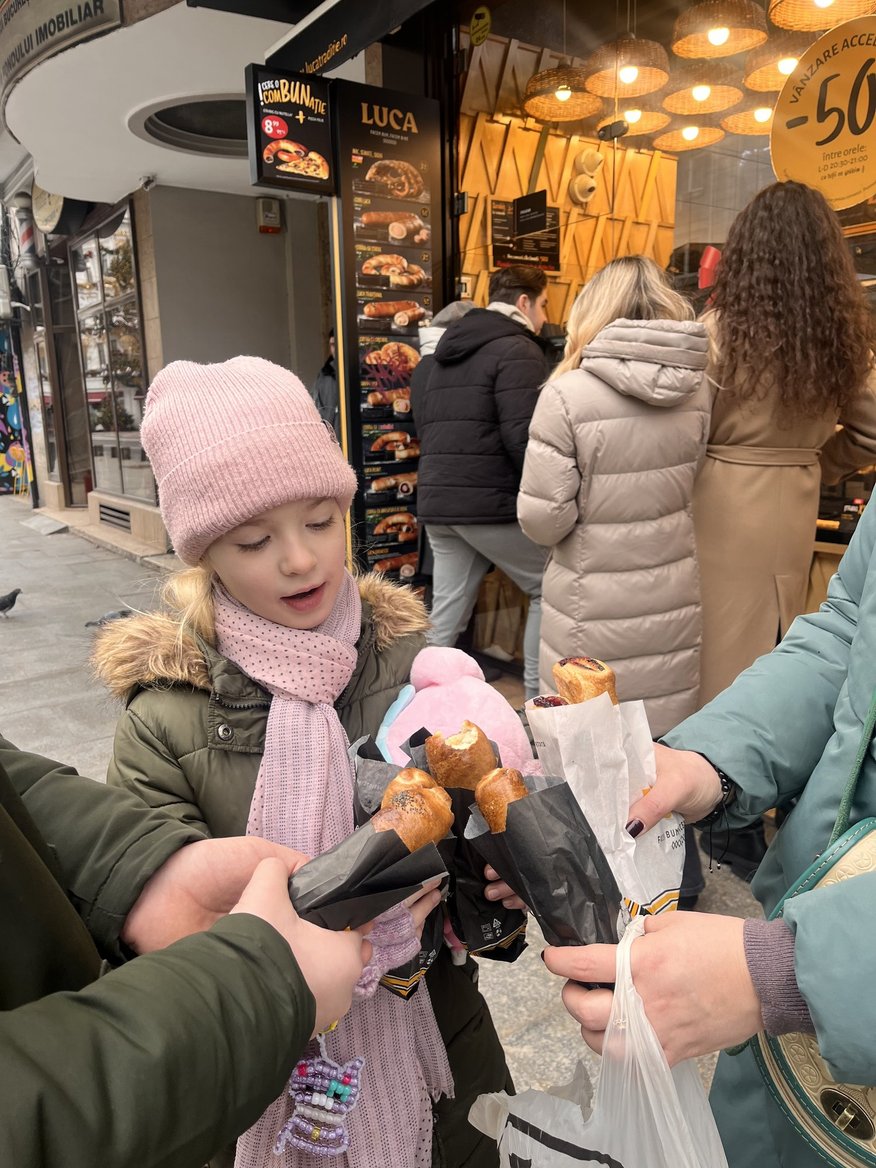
[552,656,618,705]
[425,721,497,791]
[475,767,529,833]
[373,785,453,850]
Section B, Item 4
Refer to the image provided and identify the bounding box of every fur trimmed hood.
[93,572,429,701]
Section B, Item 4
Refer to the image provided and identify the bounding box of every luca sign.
[771,16,876,209]
[1,0,120,118]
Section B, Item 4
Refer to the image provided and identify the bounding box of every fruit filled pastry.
[552,656,618,705]
[425,720,497,790]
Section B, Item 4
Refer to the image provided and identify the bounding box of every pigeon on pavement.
[0,588,21,617]
[85,608,134,629]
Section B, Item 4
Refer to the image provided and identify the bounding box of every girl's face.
[208,498,347,630]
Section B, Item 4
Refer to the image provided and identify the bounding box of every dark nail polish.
[625,818,645,838]
[540,950,546,963]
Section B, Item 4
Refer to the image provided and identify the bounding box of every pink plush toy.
[379,646,538,774]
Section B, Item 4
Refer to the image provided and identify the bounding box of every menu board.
[491,198,560,271]
[332,81,442,580]
[246,64,335,195]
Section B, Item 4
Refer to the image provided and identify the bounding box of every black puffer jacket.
[410,308,548,524]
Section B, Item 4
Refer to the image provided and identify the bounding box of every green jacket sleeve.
[107,705,211,835]
[0,915,315,1168]
[662,497,871,823]
[0,735,205,958]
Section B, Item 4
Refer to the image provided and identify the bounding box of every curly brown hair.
[710,181,873,418]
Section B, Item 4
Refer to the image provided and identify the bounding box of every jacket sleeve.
[0,735,205,959]
[0,914,315,1168]
[107,705,211,836]
[820,369,876,484]
[517,380,581,547]
[662,493,873,821]
[493,340,547,471]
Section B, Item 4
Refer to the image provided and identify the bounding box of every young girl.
[94,356,510,1168]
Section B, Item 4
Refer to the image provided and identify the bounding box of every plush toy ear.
[409,646,484,689]
[375,683,416,761]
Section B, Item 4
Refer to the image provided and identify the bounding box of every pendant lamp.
[720,95,776,132]
[662,60,744,114]
[653,116,726,151]
[598,96,671,136]
[768,0,875,32]
[743,32,814,89]
[672,0,768,59]
[583,35,670,98]
[523,63,604,121]
[522,0,604,122]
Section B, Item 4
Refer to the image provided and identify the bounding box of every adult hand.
[231,858,370,1035]
[483,863,528,912]
[544,912,763,1066]
[123,836,310,953]
[625,743,723,836]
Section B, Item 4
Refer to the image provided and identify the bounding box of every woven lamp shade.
[672,0,768,58]
[653,116,726,150]
[744,32,814,89]
[768,0,874,31]
[663,60,744,113]
[583,35,670,98]
[523,64,604,121]
[720,94,777,132]
[598,97,671,135]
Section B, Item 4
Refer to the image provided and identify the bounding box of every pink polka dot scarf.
[214,572,452,1168]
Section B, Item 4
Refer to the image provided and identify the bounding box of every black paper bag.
[406,735,528,961]
[465,775,620,947]
[288,820,446,932]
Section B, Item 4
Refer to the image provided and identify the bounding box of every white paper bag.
[525,696,685,920]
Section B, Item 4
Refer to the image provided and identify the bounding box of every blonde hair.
[162,565,217,645]
[554,256,694,377]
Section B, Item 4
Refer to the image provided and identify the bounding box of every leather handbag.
[751,693,876,1167]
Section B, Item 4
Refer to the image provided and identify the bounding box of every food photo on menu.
[352,156,430,202]
[353,206,432,246]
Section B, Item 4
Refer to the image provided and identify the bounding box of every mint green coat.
[664,496,876,1166]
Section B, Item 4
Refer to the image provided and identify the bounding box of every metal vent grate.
[98,503,132,532]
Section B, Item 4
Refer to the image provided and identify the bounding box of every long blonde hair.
[554,255,694,377]
[162,565,217,645]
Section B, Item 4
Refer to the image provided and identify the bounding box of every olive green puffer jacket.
[0,733,314,1168]
[94,573,511,1168]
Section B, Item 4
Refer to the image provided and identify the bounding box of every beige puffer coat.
[518,318,710,735]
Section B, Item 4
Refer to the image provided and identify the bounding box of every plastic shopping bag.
[469,917,729,1168]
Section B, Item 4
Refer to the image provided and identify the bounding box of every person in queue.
[93,356,510,1168]
[0,731,370,1168]
[691,180,876,877]
[410,265,551,701]
[541,487,876,1166]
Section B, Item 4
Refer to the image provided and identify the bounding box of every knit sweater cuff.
[743,918,815,1036]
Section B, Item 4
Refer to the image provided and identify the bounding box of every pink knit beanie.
[141,355,357,565]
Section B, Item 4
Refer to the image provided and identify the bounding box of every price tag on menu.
[771,16,876,210]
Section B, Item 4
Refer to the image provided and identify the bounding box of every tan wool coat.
[518,318,710,736]
[694,317,876,705]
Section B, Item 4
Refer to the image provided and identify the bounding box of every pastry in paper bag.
[525,693,685,922]
[465,772,620,947]
[287,787,449,933]
[348,737,451,997]
[409,729,529,962]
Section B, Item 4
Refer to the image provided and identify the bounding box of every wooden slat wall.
[458,31,677,315]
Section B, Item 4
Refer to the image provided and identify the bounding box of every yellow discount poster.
[772,16,876,209]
